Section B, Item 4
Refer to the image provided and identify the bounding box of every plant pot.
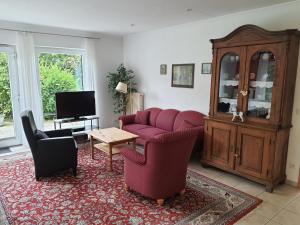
[0,114,4,126]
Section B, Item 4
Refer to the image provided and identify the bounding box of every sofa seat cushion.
[123,124,151,134]
[137,127,168,140]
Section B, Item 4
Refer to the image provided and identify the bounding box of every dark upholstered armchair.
[121,128,198,205]
[21,110,78,180]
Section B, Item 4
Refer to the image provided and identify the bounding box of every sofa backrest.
[155,109,179,131]
[173,110,205,131]
[144,108,205,132]
[145,107,161,126]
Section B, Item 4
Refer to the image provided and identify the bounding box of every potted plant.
[107,64,137,115]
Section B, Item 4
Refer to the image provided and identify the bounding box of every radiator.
[126,92,144,115]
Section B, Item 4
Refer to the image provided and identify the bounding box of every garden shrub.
[40,65,77,117]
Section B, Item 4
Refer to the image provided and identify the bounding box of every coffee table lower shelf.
[94,143,129,155]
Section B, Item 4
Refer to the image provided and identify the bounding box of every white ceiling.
[0,0,294,36]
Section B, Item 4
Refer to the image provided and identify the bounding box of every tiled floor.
[189,159,300,225]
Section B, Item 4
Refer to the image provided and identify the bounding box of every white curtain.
[16,31,44,136]
[84,38,97,91]
[84,38,99,121]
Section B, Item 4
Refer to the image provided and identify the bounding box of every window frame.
[0,45,22,148]
[35,47,87,90]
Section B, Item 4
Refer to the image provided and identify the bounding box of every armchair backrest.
[145,128,198,174]
[21,110,38,151]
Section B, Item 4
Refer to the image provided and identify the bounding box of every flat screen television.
[55,91,95,119]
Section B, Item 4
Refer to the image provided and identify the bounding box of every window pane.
[38,52,84,130]
[218,53,240,114]
[0,52,15,139]
[246,51,276,119]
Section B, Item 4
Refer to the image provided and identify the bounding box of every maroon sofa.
[121,128,199,205]
[119,107,205,152]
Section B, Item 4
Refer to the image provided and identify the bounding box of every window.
[36,48,85,130]
[0,46,21,147]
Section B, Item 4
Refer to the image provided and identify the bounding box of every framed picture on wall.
[171,64,195,88]
[160,64,167,75]
[201,63,212,74]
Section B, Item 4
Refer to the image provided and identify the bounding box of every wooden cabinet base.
[201,158,284,193]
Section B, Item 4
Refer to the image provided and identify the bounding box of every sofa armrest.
[119,114,136,129]
[121,147,146,165]
[45,129,72,137]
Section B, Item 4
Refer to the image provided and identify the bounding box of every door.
[0,46,21,148]
[213,47,247,120]
[235,127,273,179]
[204,120,236,170]
[242,43,285,125]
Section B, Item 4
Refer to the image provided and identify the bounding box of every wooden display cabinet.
[202,25,300,192]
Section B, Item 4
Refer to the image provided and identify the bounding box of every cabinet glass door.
[246,51,276,119]
[217,53,241,114]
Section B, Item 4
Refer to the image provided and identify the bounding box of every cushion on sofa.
[176,120,195,131]
[134,110,150,125]
[155,109,179,131]
[123,124,151,134]
[137,127,168,140]
[145,108,161,127]
[173,110,205,131]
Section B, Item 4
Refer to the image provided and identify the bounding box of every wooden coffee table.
[89,127,138,171]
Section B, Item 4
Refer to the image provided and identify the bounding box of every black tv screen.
[55,91,95,119]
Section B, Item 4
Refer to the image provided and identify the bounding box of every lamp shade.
[115,82,128,94]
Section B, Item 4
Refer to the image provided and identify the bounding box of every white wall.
[123,1,300,183]
[95,35,123,128]
[0,24,123,130]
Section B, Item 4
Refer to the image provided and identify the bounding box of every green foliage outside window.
[0,53,12,119]
[40,65,77,117]
[39,53,83,118]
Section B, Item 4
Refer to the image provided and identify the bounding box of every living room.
[1,0,300,224]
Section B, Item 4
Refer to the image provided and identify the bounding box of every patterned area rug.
[0,147,261,225]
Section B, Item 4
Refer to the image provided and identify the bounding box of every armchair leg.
[72,167,77,177]
[157,199,164,206]
[180,188,186,196]
[124,183,129,192]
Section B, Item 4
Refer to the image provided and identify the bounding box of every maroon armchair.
[121,128,198,205]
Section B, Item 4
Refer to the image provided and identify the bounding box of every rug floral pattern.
[0,147,261,225]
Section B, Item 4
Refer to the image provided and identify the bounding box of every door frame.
[0,45,22,148]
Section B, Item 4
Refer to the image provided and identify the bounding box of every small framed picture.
[160,64,167,75]
[201,63,212,74]
[171,64,195,88]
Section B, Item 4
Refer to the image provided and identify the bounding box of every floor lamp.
[115,82,132,115]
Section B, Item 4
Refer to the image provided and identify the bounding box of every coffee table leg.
[132,139,136,150]
[90,136,94,159]
[108,144,113,172]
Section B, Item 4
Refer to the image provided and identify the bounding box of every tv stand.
[53,116,100,139]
